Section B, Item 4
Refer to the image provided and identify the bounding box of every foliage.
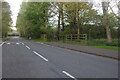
[17,2,51,39]
[2,1,12,38]
[16,2,118,42]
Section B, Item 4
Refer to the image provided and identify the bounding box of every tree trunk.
[57,6,61,40]
[61,3,64,31]
[102,2,112,42]
[118,1,120,24]
[76,2,80,40]
[118,1,120,39]
[106,24,112,42]
[0,2,2,39]
[61,3,65,41]
[118,1,120,12]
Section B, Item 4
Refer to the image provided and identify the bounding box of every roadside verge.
[44,42,119,60]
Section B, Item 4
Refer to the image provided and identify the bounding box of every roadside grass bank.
[29,38,52,42]
[29,38,119,51]
[58,39,120,51]
[2,36,11,41]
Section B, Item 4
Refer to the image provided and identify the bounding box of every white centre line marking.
[26,46,30,49]
[41,43,44,44]
[50,45,55,48]
[7,43,10,44]
[33,51,48,62]
[16,43,20,45]
[62,71,76,80]
[0,41,6,46]
[22,43,24,45]
[46,45,50,46]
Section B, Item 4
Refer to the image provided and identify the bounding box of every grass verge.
[58,40,119,51]
[91,45,119,51]
[30,38,53,42]
[30,38,119,51]
[30,39,47,42]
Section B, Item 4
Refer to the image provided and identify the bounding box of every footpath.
[44,42,119,60]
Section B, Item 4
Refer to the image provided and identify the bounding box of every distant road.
[2,37,118,78]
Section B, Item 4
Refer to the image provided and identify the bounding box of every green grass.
[86,39,119,50]
[30,39,47,42]
[2,36,11,41]
[58,40,87,46]
[58,40,119,51]
[29,38,119,51]
[87,43,119,50]
[91,45,119,51]
[30,38,53,42]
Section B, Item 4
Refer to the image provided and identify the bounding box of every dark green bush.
[106,42,120,47]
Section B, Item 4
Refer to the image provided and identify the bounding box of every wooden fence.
[40,34,87,40]
[65,34,87,40]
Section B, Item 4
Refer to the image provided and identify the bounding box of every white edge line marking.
[16,43,20,44]
[33,51,48,62]
[7,43,10,44]
[46,45,50,46]
[22,43,24,45]
[0,41,6,46]
[26,46,30,49]
[0,42,4,46]
[62,71,76,79]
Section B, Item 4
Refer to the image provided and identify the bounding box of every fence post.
[77,34,79,40]
[85,34,87,40]
[66,35,67,40]
[71,34,72,40]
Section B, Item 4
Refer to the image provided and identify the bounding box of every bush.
[87,39,120,47]
[106,42,120,47]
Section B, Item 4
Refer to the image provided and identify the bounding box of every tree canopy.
[2,1,12,38]
[16,2,119,42]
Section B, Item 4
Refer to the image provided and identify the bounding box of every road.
[1,37,118,78]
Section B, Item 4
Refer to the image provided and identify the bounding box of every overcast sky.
[4,0,119,30]
[5,0,23,30]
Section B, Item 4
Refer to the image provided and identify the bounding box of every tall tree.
[17,2,51,39]
[118,1,120,38]
[102,2,112,42]
[0,1,2,39]
[2,1,12,38]
[64,2,97,34]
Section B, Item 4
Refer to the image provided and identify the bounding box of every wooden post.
[71,34,72,40]
[66,35,67,40]
[85,34,87,40]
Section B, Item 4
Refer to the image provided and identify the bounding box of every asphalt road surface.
[1,37,118,78]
